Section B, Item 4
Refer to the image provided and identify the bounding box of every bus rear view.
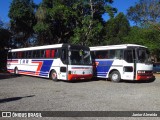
[90,44,155,82]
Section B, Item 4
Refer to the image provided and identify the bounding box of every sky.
[0,0,138,25]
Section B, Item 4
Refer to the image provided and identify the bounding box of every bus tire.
[50,70,58,81]
[109,71,121,83]
[14,67,19,75]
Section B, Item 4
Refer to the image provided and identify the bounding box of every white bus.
[90,44,155,82]
[7,44,93,81]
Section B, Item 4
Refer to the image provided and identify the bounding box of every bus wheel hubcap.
[52,73,56,79]
[112,74,118,80]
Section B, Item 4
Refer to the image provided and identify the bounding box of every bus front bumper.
[136,75,155,81]
[68,74,93,80]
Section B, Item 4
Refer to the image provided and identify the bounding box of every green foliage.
[33,0,117,45]
[105,5,117,19]
[0,19,11,49]
[123,26,160,61]
[70,17,103,46]
[104,12,130,45]
[126,0,160,61]
[9,0,36,47]
[127,0,160,26]
[0,29,11,50]
[5,0,160,62]
[34,22,49,33]
[34,0,76,44]
[69,0,116,46]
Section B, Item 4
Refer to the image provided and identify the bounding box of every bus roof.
[90,44,147,51]
[9,44,91,52]
[9,44,64,52]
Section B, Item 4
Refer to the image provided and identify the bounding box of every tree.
[104,12,130,45]
[34,0,116,46]
[8,0,36,47]
[127,0,160,28]
[127,0,160,61]
[70,0,117,46]
[123,26,160,62]
[0,20,11,71]
[34,0,77,45]
[0,19,11,50]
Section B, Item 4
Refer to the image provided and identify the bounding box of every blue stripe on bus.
[94,60,114,77]
[32,60,54,77]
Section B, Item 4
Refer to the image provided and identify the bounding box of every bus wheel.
[110,71,121,83]
[50,70,58,81]
[14,67,19,75]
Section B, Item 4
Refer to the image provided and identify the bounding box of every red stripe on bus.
[19,71,35,75]
[136,75,154,80]
[32,61,43,75]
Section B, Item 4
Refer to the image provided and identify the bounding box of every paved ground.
[0,73,160,120]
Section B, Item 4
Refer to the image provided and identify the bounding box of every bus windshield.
[137,48,151,63]
[69,49,92,65]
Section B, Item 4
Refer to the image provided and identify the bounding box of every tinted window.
[45,49,59,58]
[95,51,107,59]
[40,50,45,58]
[17,52,23,58]
[25,51,32,58]
[32,50,39,58]
[61,49,67,64]
[93,50,123,59]
[12,52,17,59]
[124,50,133,63]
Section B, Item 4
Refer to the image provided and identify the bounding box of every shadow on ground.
[0,73,21,80]
[0,95,35,103]
[120,79,156,83]
[59,78,100,83]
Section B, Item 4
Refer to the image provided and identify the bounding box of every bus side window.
[36,50,41,58]
[104,51,109,59]
[32,50,37,58]
[40,50,45,58]
[51,49,55,58]
[28,51,32,58]
[54,49,59,58]
[26,51,28,58]
[109,50,115,59]
[12,52,17,59]
[95,51,103,59]
[61,49,67,64]
[17,52,22,58]
[115,50,123,59]
[22,51,25,58]
[45,49,50,58]
[124,50,133,63]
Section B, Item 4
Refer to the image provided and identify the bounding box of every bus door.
[123,49,136,80]
[60,48,68,80]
